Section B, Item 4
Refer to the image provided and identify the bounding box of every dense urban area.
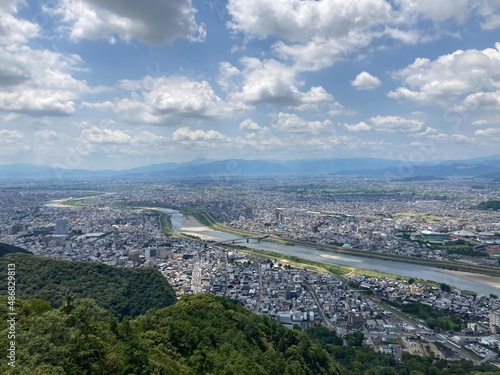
[1,176,499,368]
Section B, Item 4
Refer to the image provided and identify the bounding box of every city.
[1,176,499,367]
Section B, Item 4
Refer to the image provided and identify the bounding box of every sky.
[0,0,500,170]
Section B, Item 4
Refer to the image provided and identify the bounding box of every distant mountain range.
[1,155,499,180]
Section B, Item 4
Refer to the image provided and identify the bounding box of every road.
[191,253,202,294]
[255,261,263,312]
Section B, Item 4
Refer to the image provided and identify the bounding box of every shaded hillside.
[0,242,32,257]
[476,200,500,211]
[0,253,176,319]
[0,294,343,375]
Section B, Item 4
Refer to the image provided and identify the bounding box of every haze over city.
[1,0,500,169]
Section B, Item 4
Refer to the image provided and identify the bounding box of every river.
[155,208,500,296]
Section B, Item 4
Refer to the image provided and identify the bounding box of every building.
[128,250,141,263]
[490,311,500,334]
[55,219,69,235]
[7,224,24,235]
[145,247,156,260]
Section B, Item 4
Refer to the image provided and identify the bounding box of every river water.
[155,208,500,296]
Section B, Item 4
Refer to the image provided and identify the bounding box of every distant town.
[1,176,499,366]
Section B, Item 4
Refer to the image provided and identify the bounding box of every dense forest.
[0,242,31,258]
[476,200,500,211]
[0,294,342,374]
[0,253,176,319]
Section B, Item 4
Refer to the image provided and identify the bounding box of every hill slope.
[0,242,32,257]
[0,294,343,375]
[0,253,176,319]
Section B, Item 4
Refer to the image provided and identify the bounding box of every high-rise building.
[55,219,69,235]
[128,250,141,262]
[490,311,500,334]
[145,247,157,260]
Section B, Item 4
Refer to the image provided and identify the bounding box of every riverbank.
[437,269,500,294]
[178,209,500,278]
[180,215,221,241]
[174,210,500,295]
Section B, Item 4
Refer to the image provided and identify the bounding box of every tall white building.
[490,311,500,334]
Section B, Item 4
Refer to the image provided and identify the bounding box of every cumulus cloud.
[225,58,338,110]
[477,1,500,30]
[45,0,205,45]
[273,113,333,134]
[397,0,472,23]
[0,1,39,46]
[0,129,23,144]
[81,127,132,144]
[172,127,228,148]
[351,71,382,90]
[75,126,169,158]
[0,1,89,116]
[344,121,372,132]
[239,119,263,131]
[464,90,500,108]
[475,127,500,137]
[369,115,423,132]
[226,0,498,72]
[227,0,392,69]
[471,119,497,126]
[87,76,233,125]
[412,127,450,140]
[389,43,500,106]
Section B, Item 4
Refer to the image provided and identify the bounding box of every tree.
[440,283,451,293]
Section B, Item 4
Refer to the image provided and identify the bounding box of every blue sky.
[1,0,499,170]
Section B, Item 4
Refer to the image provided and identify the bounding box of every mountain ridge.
[0,156,499,179]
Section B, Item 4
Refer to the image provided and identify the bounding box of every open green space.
[394,212,461,223]
[59,198,90,207]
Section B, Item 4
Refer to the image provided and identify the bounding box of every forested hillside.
[0,294,343,374]
[0,253,176,319]
[0,242,31,258]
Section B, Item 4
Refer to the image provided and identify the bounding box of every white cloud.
[389,43,500,106]
[471,119,497,126]
[228,58,337,109]
[344,121,372,132]
[0,1,39,46]
[351,71,382,90]
[0,2,89,116]
[81,126,132,144]
[172,127,228,148]
[0,129,23,144]
[227,0,393,71]
[412,127,449,140]
[81,101,115,110]
[475,127,500,137]
[369,115,423,132]
[226,0,493,72]
[88,76,233,125]
[464,90,500,108]
[273,113,333,134]
[397,0,472,23]
[0,50,88,116]
[74,126,169,158]
[239,119,263,131]
[46,0,205,45]
[478,1,500,30]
